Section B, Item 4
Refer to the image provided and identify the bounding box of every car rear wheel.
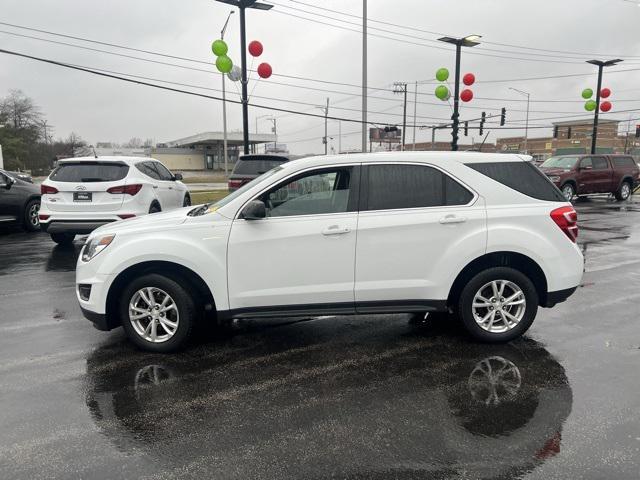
[458,267,538,343]
[614,181,632,201]
[183,194,191,207]
[149,203,161,214]
[23,199,40,232]
[120,273,196,352]
[560,183,575,201]
[50,232,75,245]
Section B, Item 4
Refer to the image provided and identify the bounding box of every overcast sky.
[2,0,640,155]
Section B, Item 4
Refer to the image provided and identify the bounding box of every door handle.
[439,215,467,224]
[152,185,158,189]
[322,225,351,236]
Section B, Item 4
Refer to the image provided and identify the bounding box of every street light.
[509,87,530,155]
[437,34,482,151]
[220,10,234,176]
[586,59,623,154]
[214,0,273,155]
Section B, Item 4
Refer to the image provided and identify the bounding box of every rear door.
[44,162,129,212]
[354,163,486,307]
[591,156,613,193]
[152,161,182,208]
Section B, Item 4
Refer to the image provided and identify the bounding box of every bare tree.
[0,89,42,130]
[123,137,143,148]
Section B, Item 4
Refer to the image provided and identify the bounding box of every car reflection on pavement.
[84,322,571,479]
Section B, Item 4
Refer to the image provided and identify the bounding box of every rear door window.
[50,162,129,182]
[592,157,609,170]
[363,164,473,211]
[467,161,566,202]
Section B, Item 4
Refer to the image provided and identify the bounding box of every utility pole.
[321,97,330,155]
[338,121,342,154]
[437,35,482,151]
[394,82,408,151]
[586,59,622,154]
[509,87,530,154]
[215,0,273,155]
[269,116,277,150]
[361,0,367,153]
[412,81,418,150]
[220,9,234,175]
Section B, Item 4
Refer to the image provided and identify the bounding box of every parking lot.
[1,196,639,479]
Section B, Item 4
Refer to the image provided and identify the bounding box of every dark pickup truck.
[539,154,639,201]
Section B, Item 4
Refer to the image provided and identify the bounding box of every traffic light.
[500,107,506,126]
[636,125,640,138]
[464,121,469,136]
[479,112,486,136]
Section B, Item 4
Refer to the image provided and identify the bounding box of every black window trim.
[234,163,362,220]
[359,162,478,213]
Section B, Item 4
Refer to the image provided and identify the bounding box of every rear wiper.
[80,178,103,182]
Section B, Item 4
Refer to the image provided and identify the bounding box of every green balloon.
[436,68,450,82]
[211,39,228,57]
[581,88,593,99]
[584,100,597,111]
[435,85,450,101]
[216,55,233,73]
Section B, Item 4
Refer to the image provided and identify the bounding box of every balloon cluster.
[582,87,613,112]
[248,40,273,79]
[434,68,476,102]
[212,39,233,74]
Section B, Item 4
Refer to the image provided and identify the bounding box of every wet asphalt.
[0,197,639,480]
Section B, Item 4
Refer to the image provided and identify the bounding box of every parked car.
[76,152,583,352]
[39,156,190,245]
[228,154,289,192]
[539,154,640,201]
[6,170,34,183]
[0,168,41,231]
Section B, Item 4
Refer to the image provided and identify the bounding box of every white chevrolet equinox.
[76,152,583,352]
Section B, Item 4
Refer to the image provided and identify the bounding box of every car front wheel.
[120,273,196,352]
[458,267,538,343]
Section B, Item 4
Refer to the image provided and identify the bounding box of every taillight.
[40,184,58,194]
[550,206,578,243]
[107,184,142,196]
[228,179,244,189]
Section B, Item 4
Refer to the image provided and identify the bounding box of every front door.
[354,163,486,308]
[227,165,360,312]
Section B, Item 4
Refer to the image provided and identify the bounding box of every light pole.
[220,10,234,175]
[509,87,530,154]
[437,34,482,151]
[215,0,273,155]
[394,82,408,151]
[586,59,622,154]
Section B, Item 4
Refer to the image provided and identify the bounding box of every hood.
[91,207,193,237]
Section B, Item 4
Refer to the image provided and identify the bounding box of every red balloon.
[600,88,611,99]
[460,89,473,102]
[463,73,475,86]
[257,62,272,79]
[600,101,612,112]
[248,40,263,57]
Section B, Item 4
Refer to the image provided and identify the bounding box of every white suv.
[39,156,190,244]
[76,152,583,352]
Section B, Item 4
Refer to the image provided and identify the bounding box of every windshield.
[188,166,283,216]
[541,156,578,169]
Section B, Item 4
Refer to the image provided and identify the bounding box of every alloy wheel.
[29,203,40,227]
[128,287,180,343]
[621,183,631,200]
[471,280,526,333]
[562,185,574,201]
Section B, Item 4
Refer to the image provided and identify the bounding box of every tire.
[560,183,575,202]
[183,194,191,207]
[120,273,196,352]
[458,267,538,343]
[149,203,161,214]
[50,232,75,245]
[23,199,41,232]
[614,181,632,202]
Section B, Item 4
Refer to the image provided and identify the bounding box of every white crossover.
[75,152,584,352]
[39,156,190,244]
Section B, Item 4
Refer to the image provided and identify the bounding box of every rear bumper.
[543,286,578,308]
[41,220,115,234]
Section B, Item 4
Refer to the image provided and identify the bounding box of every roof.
[166,131,276,147]
[57,156,148,165]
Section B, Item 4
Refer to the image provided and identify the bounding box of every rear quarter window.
[50,162,129,182]
[466,161,566,202]
[611,157,636,168]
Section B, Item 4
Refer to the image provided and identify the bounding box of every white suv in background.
[75,152,584,352]
[39,157,190,244]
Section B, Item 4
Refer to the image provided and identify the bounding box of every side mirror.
[1,177,13,189]
[241,200,266,220]
[173,173,183,181]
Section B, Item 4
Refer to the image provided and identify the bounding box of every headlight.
[549,176,561,182]
[82,234,115,262]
